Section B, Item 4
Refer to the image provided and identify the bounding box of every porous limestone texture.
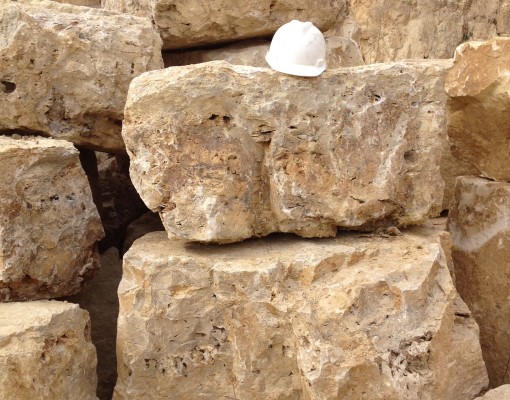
[0,136,104,301]
[0,0,163,153]
[163,35,364,69]
[447,176,510,386]
[0,300,97,400]
[124,60,450,243]
[344,0,509,64]
[475,385,510,399]
[114,222,488,400]
[101,0,345,49]
[445,38,510,181]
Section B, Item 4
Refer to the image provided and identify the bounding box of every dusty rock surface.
[163,34,364,69]
[102,0,345,49]
[445,38,510,181]
[65,248,123,400]
[475,385,510,399]
[124,60,450,243]
[447,176,510,386]
[0,136,104,301]
[0,0,163,153]
[343,0,508,64]
[114,221,488,400]
[0,300,97,400]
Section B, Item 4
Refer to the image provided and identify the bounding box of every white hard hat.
[265,20,327,77]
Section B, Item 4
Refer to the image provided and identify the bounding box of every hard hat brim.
[265,54,326,77]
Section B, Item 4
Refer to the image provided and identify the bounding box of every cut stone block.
[0,0,163,153]
[447,176,510,386]
[0,300,97,400]
[163,34,364,69]
[475,385,510,399]
[0,136,104,301]
[124,60,450,243]
[102,0,345,50]
[445,38,510,181]
[114,221,488,400]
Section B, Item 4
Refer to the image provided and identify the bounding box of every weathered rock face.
[0,136,104,301]
[0,0,163,153]
[114,222,488,400]
[52,0,101,7]
[447,176,510,386]
[163,34,364,69]
[0,300,97,400]
[475,385,510,399]
[102,0,345,49]
[445,38,510,181]
[124,60,450,243]
[343,0,506,64]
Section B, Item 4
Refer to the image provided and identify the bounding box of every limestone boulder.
[0,300,97,400]
[114,221,488,400]
[163,35,363,69]
[475,385,510,399]
[101,0,345,49]
[0,136,104,301]
[0,0,163,153]
[124,60,450,243]
[447,176,510,386]
[446,38,510,181]
[342,0,505,64]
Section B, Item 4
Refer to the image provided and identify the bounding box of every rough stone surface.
[343,0,509,64]
[114,221,488,400]
[65,248,123,400]
[445,38,510,181]
[123,212,164,254]
[101,0,345,50]
[52,0,101,7]
[0,0,163,153]
[124,60,450,243]
[0,136,104,301]
[0,300,97,400]
[447,176,510,386]
[163,35,364,69]
[476,385,510,399]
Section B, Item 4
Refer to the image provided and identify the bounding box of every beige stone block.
[447,176,510,386]
[0,300,97,400]
[124,60,450,243]
[445,38,510,181]
[102,0,345,50]
[114,222,488,400]
[163,35,364,69]
[475,385,510,399]
[0,0,163,153]
[0,136,104,301]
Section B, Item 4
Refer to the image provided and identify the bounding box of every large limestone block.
[0,136,104,301]
[0,0,163,153]
[102,0,345,50]
[114,222,488,400]
[124,60,450,243]
[447,176,510,386]
[342,0,505,64]
[163,35,364,69]
[475,385,510,399]
[0,300,97,400]
[446,38,510,181]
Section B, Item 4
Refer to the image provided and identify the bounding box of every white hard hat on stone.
[265,20,327,77]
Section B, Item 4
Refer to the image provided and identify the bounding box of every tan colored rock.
[124,60,450,243]
[0,0,163,153]
[163,35,364,69]
[341,0,508,64]
[102,0,345,50]
[445,38,510,181]
[476,385,510,399]
[0,136,104,301]
[114,221,488,400]
[0,300,97,400]
[52,0,101,7]
[447,176,510,386]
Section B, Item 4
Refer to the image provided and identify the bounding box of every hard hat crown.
[266,20,327,77]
